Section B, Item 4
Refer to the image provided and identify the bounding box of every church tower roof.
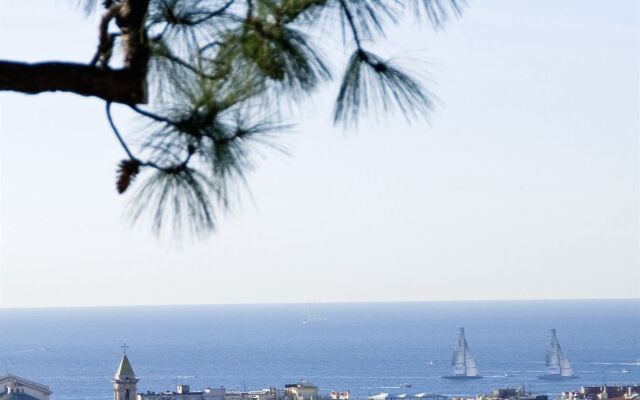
[114,354,136,381]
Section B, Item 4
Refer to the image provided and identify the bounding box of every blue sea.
[0,300,639,400]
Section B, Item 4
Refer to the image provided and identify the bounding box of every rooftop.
[0,374,52,396]
[114,354,136,381]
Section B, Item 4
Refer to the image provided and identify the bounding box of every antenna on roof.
[121,343,129,354]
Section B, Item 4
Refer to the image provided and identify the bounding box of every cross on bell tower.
[113,345,138,400]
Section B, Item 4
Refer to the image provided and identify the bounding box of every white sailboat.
[538,329,578,380]
[301,301,327,324]
[442,328,482,379]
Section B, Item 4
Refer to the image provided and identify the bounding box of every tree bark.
[0,61,146,104]
[0,0,150,105]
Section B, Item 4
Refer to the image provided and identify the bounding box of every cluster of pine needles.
[84,0,465,239]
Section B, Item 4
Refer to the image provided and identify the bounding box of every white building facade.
[138,385,278,400]
[0,374,52,400]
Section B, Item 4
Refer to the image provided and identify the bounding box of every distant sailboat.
[538,329,578,380]
[442,328,482,379]
[302,301,327,324]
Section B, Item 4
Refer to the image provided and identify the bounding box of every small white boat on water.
[441,328,483,380]
[538,329,578,380]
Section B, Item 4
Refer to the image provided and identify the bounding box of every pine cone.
[116,159,140,194]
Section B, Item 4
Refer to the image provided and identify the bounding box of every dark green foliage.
[126,167,217,238]
[334,50,434,126]
[85,0,464,237]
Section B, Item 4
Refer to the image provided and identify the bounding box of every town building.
[111,353,279,400]
[561,386,640,400]
[0,374,52,400]
[329,391,350,400]
[138,385,224,400]
[114,353,139,400]
[137,385,278,400]
[477,388,547,400]
[284,381,318,400]
[227,388,279,400]
[370,394,448,400]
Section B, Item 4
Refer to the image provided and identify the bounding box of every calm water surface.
[1,300,638,400]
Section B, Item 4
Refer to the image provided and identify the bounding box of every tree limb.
[90,3,121,67]
[0,61,146,104]
[0,0,150,105]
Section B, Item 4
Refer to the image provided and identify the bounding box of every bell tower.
[113,344,138,400]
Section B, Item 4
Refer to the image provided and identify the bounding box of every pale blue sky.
[0,1,638,308]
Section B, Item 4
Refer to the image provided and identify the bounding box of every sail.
[451,328,467,375]
[545,329,561,375]
[463,339,479,376]
[450,328,478,376]
[558,344,574,376]
[546,329,573,377]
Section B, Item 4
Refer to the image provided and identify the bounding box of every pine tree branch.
[108,103,193,172]
[89,3,120,66]
[106,102,140,162]
[338,0,363,49]
[129,105,178,125]
[191,0,236,24]
[0,0,150,105]
[0,61,146,104]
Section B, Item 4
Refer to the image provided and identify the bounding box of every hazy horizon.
[1,1,638,308]
[3,300,638,399]
[1,297,638,311]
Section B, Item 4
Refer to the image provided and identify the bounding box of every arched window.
[125,389,130,400]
